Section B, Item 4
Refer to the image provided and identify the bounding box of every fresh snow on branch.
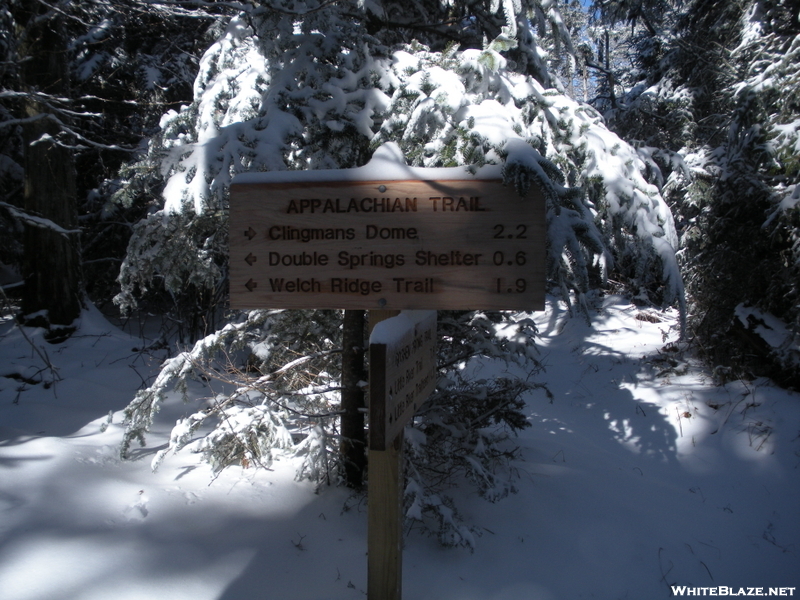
[115,7,684,319]
[114,0,686,544]
[0,201,81,237]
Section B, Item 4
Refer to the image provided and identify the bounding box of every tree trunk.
[340,309,367,488]
[14,0,82,327]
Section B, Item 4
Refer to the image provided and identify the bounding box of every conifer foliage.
[2,0,795,549]
[111,0,684,545]
[598,0,800,384]
[0,0,227,314]
[114,1,683,323]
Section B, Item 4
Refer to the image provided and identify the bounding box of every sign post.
[366,309,401,600]
[367,428,404,600]
[367,310,437,600]
[229,169,544,600]
[369,311,437,452]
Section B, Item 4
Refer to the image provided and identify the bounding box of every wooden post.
[368,309,402,600]
[368,428,404,600]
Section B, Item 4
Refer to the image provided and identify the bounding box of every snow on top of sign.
[232,142,502,185]
[369,309,437,346]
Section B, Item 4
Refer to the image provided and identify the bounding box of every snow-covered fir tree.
[597,0,800,384]
[111,0,685,547]
[0,1,230,313]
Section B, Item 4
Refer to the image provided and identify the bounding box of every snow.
[2,297,799,599]
[369,310,437,345]
[735,304,796,352]
[232,142,503,185]
[734,304,800,370]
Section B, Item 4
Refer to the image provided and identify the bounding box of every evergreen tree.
[0,1,229,321]
[113,0,684,545]
[598,0,800,384]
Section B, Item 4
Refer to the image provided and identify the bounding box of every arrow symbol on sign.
[244,227,257,240]
[244,253,257,266]
[245,279,257,292]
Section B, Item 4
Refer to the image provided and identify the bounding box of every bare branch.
[0,200,81,236]
[0,285,63,386]
[54,123,137,152]
[131,0,342,18]
[33,0,94,27]
[0,113,52,130]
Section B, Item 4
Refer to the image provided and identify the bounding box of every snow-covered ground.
[1,297,798,600]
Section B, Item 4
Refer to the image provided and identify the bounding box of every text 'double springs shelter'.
[229,178,545,311]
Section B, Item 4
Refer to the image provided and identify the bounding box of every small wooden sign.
[229,179,544,311]
[369,311,437,451]
[228,166,546,600]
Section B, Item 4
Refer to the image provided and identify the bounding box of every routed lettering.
[268,251,329,267]
[415,250,482,266]
[338,251,405,270]
[330,278,383,295]
[268,278,322,293]
[392,278,435,293]
[366,225,418,240]
[427,196,485,211]
[286,197,418,213]
[268,225,355,242]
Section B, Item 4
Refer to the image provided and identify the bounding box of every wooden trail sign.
[369,310,437,451]
[228,162,547,600]
[229,178,545,311]
[367,310,436,600]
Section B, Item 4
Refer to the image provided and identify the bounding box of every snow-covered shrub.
[114,0,684,543]
[598,0,799,385]
[113,9,388,334]
[114,4,682,323]
[403,310,545,549]
[697,6,800,384]
[371,43,683,316]
[121,307,344,474]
